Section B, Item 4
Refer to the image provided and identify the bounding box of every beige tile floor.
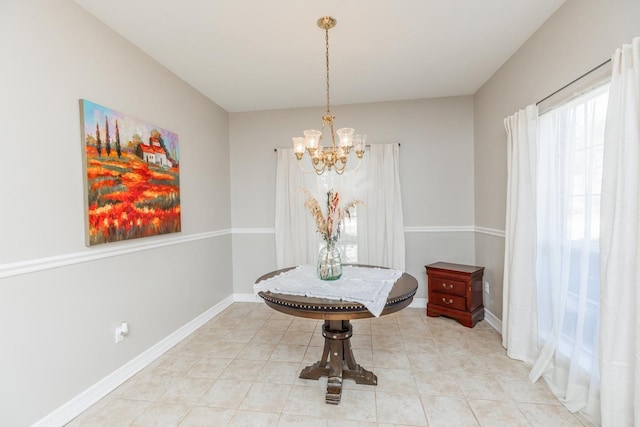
[67,303,591,426]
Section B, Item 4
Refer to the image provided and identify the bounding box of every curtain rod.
[536,58,611,106]
[274,143,400,152]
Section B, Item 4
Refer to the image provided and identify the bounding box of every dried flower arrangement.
[302,188,361,244]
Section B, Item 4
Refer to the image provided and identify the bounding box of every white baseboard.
[483,308,502,333]
[33,295,235,427]
[234,293,263,303]
[408,297,426,308]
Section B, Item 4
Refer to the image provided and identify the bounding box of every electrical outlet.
[115,325,124,343]
[115,322,129,343]
[484,281,490,294]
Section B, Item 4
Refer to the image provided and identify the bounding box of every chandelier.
[293,16,366,175]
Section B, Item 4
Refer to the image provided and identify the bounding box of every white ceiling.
[75,0,566,113]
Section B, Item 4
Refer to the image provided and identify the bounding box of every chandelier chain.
[325,27,331,115]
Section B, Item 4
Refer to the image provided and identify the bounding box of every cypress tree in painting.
[157,134,173,164]
[95,122,102,156]
[115,119,122,158]
[105,117,111,156]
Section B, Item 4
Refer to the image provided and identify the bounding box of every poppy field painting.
[80,99,181,246]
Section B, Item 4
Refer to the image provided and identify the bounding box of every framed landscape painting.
[79,99,181,246]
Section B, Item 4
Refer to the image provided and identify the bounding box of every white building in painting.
[136,135,171,167]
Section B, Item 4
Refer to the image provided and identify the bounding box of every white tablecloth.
[254,265,403,317]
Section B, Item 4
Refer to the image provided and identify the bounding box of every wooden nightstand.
[425,262,484,328]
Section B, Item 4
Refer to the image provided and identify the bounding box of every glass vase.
[317,241,342,280]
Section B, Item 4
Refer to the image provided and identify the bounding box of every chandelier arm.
[346,157,363,173]
[335,156,362,175]
[313,162,326,174]
[297,158,329,175]
[313,155,327,174]
[296,159,316,174]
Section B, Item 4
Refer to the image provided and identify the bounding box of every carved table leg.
[299,338,330,381]
[299,319,377,404]
[325,320,344,404]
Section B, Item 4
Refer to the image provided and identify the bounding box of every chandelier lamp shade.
[293,16,366,175]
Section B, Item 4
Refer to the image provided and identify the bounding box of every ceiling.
[74,0,566,113]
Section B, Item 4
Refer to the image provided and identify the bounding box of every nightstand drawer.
[430,276,467,297]
[431,291,466,311]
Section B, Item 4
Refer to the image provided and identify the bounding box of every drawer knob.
[442,297,454,304]
[441,282,454,290]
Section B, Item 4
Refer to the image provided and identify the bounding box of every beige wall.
[229,97,477,299]
[473,0,640,319]
[0,1,232,425]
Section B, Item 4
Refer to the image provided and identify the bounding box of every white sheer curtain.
[274,143,405,271]
[531,85,608,420]
[503,89,607,420]
[274,148,318,268]
[358,143,405,270]
[502,105,540,365]
[600,36,640,427]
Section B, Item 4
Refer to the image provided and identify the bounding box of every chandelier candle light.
[293,16,366,175]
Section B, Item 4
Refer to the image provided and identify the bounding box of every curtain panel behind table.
[359,143,406,271]
[275,148,319,268]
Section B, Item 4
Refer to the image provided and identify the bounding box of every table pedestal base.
[299,320,377,404]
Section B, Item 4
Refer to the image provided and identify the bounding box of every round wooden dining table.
[255,266,418,404]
